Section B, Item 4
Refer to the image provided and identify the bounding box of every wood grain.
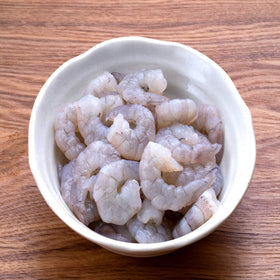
[1,0,280,279]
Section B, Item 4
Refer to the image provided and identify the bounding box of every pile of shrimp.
[55,69,224,243]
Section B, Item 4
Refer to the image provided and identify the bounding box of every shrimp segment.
[118,69,169,105]
[172,188,220,238]
[127,218,172,243]
[155,99,198,129]
[137,198,164,226]
[94,222,134,242]
[106,104,156,160]
[54,102,85,160]
[156,124,221,165]
[70,141,120,225]
[194,104,224,163]
[84,71,118,97]
[140,142,216,211]
[93,160,141,225]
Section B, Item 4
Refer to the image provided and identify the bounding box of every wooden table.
[1,1,279,279]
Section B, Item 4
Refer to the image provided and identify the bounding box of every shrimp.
[93,160,141,225]
[155,99,198,129]
[99,94,125,126]
[137,198,164,226]
[70,141,120,225]
[106,104,156,160]
[84,71,118,97]
[118,69,169,105]
[140,142,217,211]
[76,95,108,145]
[155,124,221,165]
[172,188,220,238]
[60,160,75,210]
[54,102,85,160]
[94,222,134,242]
[194,104,224,163]
[127,217,172,243]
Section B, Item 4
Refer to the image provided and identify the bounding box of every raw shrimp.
[70,141,120,225]
[54,102,85,160]
[137,198,164,226]
[194,104,224,163]
[118,69,169,105]
[127,217,172,243]
[84,71,118,97]
[94,222,134,242]
[172,188,220,238]
[76,95,108,145]
[140,142,217,211]
[155,99,198,129]
[155,124,221,165]
[99,94,125,126]
[60,160,75,210]
[93,160,141,225]
[106,104,156,160]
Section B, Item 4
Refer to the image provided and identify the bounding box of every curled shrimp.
[118,69,169,105]
[194,104,224,163]
[94,222,134,242]
[84,71,118,97]
[70,141,120,225]
[93,160,141,225]
[106,104,156,160]
[137,198,164,226]
[76,94,124,145]
[54,102,86,160]
[172,188,220,238]
[155,99,198,129]
[127,217,172,243]
[155,124,221,165]
[140,142,217,211]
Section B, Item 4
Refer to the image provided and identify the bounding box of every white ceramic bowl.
[29,37,256,257]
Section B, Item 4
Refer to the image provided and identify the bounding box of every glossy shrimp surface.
[140,142,217,211]
[70,141,120,225]
[54,102,85,160]
[155,99,198,129]
[93,160,141,225]
[106,104,156,160]
[156,124,221,165]
[84,71,118,97]
[172,188,220,238]
[118,69,169,105]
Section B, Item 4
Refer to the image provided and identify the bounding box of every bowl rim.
[28,36,256,256]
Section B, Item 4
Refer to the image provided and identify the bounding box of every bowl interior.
[29,37,256,257]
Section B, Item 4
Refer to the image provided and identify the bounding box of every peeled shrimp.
[155,124,221,165]
[93,160,141,225]
[94,222,134,242]
[155,99,198,129]
[54,102,85,160]
[99,94,125,126]
[84,71,118,97]
[172,188,220,238]
[60,160,75,210]
[106,104,156,160]
[140,142,217,211]
[118,69,169,105]
[194,104,224,163]
[70,141,120,225]
[127,217,172,243]
[137,198,164,226]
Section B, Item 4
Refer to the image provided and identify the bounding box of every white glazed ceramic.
[29,37,256,257]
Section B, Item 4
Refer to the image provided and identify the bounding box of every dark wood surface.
[1,1,280,279]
